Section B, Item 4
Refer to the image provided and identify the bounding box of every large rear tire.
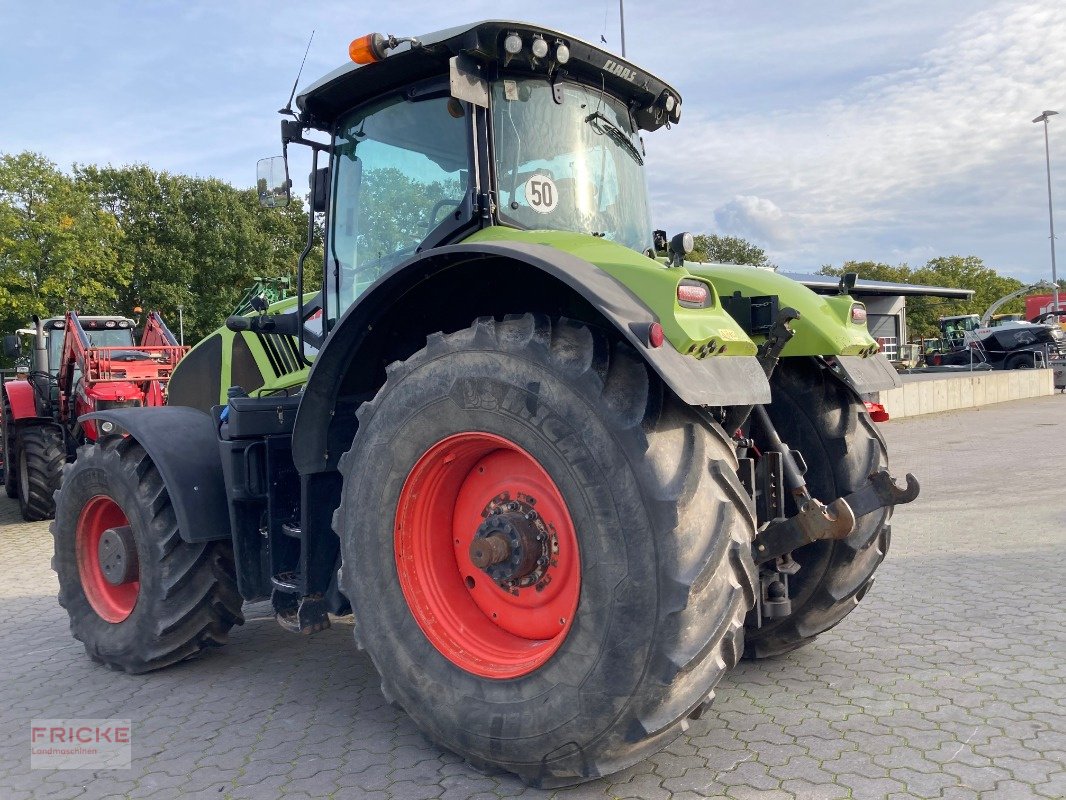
[52,437,244,672]
[16,425,64,521]
[335,315,757,787]
[744,358,891,659]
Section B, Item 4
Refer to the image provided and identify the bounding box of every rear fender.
[82,407,231,543]
[292,241,772,474]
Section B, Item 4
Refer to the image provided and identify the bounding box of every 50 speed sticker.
[524,175,558,214]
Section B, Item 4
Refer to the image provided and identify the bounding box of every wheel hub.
[97,525,138,586]
[469,500,549,586]
[394,432,580,679]
[76,495,140,623]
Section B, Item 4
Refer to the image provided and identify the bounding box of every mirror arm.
[281,119,333,153]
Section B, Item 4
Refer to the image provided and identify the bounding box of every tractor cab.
[42,316,138,374]
[8,315,137,375]
[260,21,683,341]
[937,314,981,348]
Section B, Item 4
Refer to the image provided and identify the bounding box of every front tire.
[1,397,16,499]
[52,437,243,672]
[744,358,891,659]
[16,425,64,521]
[335,315,756,787]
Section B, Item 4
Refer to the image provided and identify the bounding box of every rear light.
[648,322,664,348]
[864,401,889,422]
[851,304,867,323]
[676,279,711,308]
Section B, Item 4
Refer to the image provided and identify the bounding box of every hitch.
[752,468,919,566]
[723,307,800,435]
[842,469,920,518]
[753,495,856,565]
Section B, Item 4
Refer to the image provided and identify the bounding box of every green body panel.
[172,235,878,411]
[168,296,310,410]
[230,296,310,401]
[687,262,879,357]
[463,228,758,357]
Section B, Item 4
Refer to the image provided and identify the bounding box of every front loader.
[2,311,185,520]
[52,21,917,787]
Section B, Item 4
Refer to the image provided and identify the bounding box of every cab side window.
[329,94,470,314]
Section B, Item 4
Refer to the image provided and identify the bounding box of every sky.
[1,0,1063,282]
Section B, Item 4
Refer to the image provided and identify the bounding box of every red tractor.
[1,311,186,520]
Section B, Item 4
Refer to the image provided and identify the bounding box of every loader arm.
[981,280,1055,327]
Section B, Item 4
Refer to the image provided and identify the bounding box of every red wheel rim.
[76,496,139,623]
[395,432,580,679]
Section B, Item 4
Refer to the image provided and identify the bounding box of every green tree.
[913,256,1023,323]
[75,164,313,341]
[689,234,773,268]
[819,256,1025,339]
[0,152,125,338]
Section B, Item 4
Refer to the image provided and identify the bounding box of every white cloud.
[712,195,794,247]
[648,0,1066,275]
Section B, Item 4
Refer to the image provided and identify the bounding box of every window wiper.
[585,112,644,166]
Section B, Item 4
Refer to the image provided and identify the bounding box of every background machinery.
[52,22,916,786]
[927,280,1066,369]
[2,311,185,520]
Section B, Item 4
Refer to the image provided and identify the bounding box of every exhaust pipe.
[31,315,48,373]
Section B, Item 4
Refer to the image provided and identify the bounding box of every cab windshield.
[47,327,134,372]
[493,77,653,252]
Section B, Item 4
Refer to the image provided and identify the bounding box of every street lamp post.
[1033,110,1060,315]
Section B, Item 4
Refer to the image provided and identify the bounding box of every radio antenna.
[279,30,315,117]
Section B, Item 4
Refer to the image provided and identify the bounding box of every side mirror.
[257,156,291,208]
[3,335,20,359]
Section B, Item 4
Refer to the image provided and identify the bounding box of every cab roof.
[296,20,682,132]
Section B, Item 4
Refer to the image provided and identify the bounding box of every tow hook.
[842,469,920,518]
[753,495,856,566]
[755,553,800,626]
[752,468,919,566]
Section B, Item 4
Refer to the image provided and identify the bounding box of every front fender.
[292,241,771,474]
[3,379,38,421]
[82,407,231,543]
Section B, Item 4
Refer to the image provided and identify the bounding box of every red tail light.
[864,401,889,422]
[648,322,664,348]
[851,304,867,323]
[677,280,711,308]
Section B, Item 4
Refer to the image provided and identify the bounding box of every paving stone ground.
[0,395,1063,800]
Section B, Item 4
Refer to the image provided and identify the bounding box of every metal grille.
[255,333,303,377]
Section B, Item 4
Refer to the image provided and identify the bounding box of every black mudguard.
[293,240,771,474]
[826,353,902,395]
[82,407,231,543]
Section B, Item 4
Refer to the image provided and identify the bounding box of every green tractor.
[52,21,916,787]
